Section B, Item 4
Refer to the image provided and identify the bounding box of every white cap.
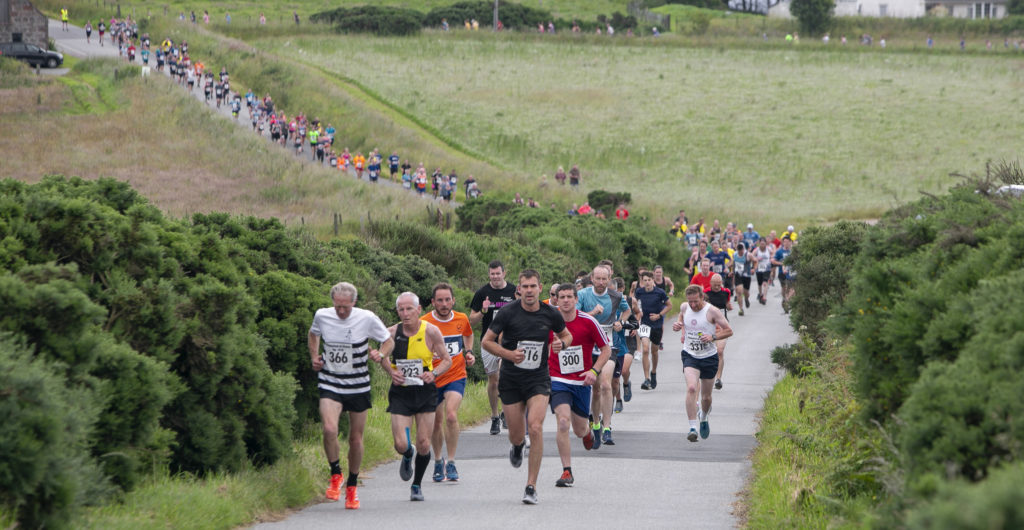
[747,223,754,229]
[787,225,795,231]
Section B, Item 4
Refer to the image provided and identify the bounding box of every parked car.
[0,42,64,68]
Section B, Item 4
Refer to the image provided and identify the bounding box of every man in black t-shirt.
[704,274,733,391]
[470,260,518,435]
[482,270,572,505]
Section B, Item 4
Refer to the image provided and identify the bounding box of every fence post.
[333,212,339,236]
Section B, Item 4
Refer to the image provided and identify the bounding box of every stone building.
[0,0,49,49]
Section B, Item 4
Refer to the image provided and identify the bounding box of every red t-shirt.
[690,271,713,291]
[615,208,629,220]
[548,310,608,384]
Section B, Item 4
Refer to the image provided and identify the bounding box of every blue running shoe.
[432,458,445,482]
[445,461,459,482]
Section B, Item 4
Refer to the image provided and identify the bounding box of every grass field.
[254,32,1024,225]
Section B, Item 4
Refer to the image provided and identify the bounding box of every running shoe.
[640,379,651,390]
[399,452,413,481]
[739,308,744,316]
[715,378,723,390]
[582,430,595,450]
[650,372,658,389]
[591,423,602,450]
[432,458,445,482]
[555,470,574,488]
[509,443,524,468]
[700,411,711,439]
[445,461,459,482]
[522,485,539,505]
[746,297,751,308]
[602,428,615,446]
[615,399,623,413]
[490,416,500,435]
[525,433,531,449]
[687,428,699,442]
[500,411,508,430]
[410,485,424,501]
[326,473,343,501]
[624,382,632,402]
[345,486,360,509]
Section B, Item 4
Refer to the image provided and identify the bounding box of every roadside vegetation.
[749,161,1024,527]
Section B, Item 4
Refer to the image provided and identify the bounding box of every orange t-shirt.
[353,156,365,169]
[421,310,473,386]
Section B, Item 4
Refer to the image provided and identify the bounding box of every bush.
[587,189,632,214]
[424,1,553,30]
[787,221,869,343]
[905,462,1024,529]
[0,334,112,529]
[311,6,424,36]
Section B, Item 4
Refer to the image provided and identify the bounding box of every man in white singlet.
[672,285,733,442]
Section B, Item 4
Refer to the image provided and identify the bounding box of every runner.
[706,239,731,279]
[703,274,733,390]
[353,152,366,179]
[308,127,320,161]
[61,7,69,31]
[772,237,796,312]
[85,21,92,43]
[380,292,451,502]
[634,271,669,390]
[388,151,400,180]
[742,223,760,252]
[732,242,753,316]
[481,269,572,504]
[652,265,675,298]
[752,238,773,305]
[610,277,640,412]
[549,283,611,487]
[690,257,714,291]
[421,283,476,483]
[673,284,733,442]
[97,21,106,46]
[575,265,628,447]
[469,260,518,435]
[308,282,392,509]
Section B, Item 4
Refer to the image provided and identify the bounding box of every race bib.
[515,340,544,370]
[600,324,613,338]
[713,263,724,273]
[638,325,651,338]
[323,343,356,372]
[396,359,423,386]
[444,337,463,357]
[685,331,714,354]
[757,260,770,272]
[558,346,584,375]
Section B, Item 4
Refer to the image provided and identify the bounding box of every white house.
[769,0,1006,18]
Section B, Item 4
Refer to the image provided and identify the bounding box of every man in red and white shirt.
[548,283,611,488]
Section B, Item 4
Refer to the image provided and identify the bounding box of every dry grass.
[0,67,448,232]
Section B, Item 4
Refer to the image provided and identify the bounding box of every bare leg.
[347,411,368,475]
[525,394,549,487]
[641,337,652,380]
[319,398,343,462]
[443,391,463,460]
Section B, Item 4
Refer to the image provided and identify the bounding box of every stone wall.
[0,0,48,48]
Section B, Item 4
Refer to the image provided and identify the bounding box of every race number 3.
[516,340,544,370]
[558,346,584,375]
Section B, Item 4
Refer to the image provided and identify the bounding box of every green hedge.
[310,6,425,36]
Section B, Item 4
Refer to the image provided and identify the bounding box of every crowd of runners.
[308,217,797,507]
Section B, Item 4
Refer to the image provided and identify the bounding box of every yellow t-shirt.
[392,321,433,371]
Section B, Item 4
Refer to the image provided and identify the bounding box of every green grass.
[252,32,1024,226]
[746,345,885,528]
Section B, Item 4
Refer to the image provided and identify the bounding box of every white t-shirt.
[682,304,717,359]
[309,306,390,395]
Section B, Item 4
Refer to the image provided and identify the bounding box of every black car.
[0,42,64,68]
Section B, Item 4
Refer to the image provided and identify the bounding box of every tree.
[1008,0,1024,15]
[789,0,833,35]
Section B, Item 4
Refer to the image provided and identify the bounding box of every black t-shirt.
[488,300,566,378]
[705,288,732,312]
[470,282,517,332]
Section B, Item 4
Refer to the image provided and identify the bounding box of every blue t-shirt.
[742,230,760,250]
[634,287,669,328]
[685,232,700,249]
[707,250,730,276]
[388,155,400,169]
[774,248,792,279]
[576,286,629,326]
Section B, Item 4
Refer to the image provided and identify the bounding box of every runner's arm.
[308,331,322,370]
[425,324,451,383]
[665,276,675,296]
[463,330,476,366]
[469,310,484,326]
[709,308,733,341]
[482,328,519,362]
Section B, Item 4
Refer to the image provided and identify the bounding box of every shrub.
[787,221,869,343]
[0,333,112,529]
[311,6,424,36]
[587,189,632,214]
[424,1,553,30]
[790,0,834,35]
[905,462,1024,529]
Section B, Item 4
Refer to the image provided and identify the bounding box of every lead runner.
[482,269,573,504]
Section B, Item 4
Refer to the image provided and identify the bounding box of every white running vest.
[682,303,718,359]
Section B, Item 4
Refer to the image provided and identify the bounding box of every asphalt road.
[255,287,795,530]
